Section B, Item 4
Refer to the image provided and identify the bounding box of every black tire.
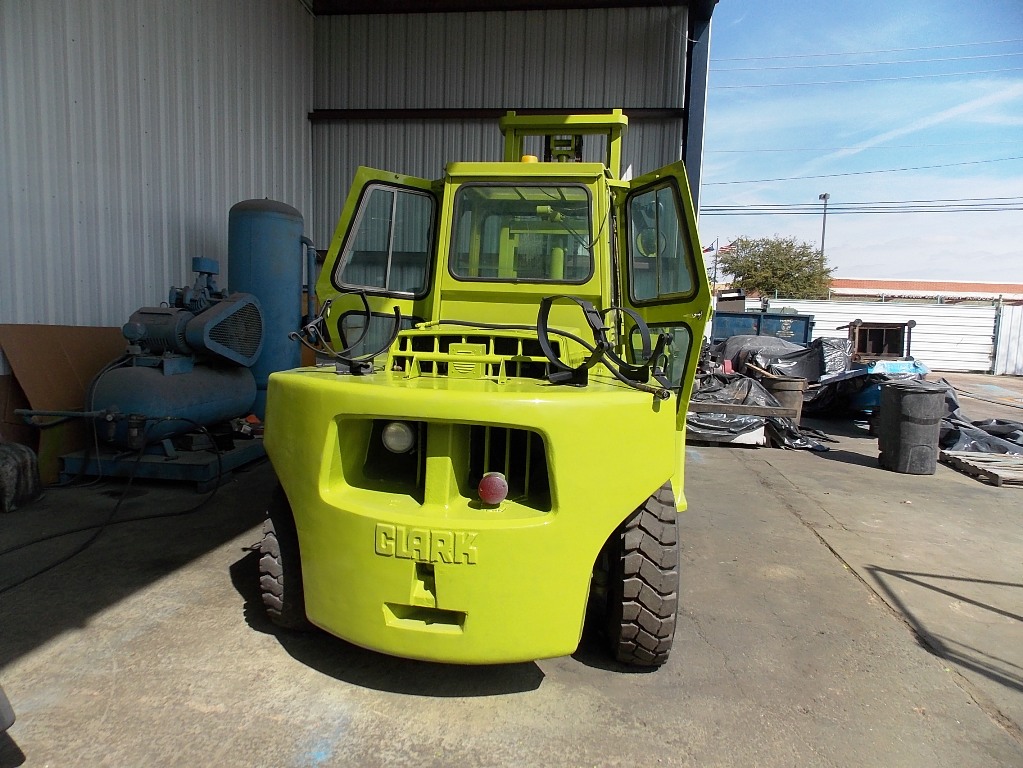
[259,486,310,630]
[605,481,679,667]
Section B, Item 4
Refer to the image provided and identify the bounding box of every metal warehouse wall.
[744,299,997,373]
[311,7,688,248]
[994,304,1023,376]
[0,0,313,337]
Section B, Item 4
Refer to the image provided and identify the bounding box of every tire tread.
[258,488,311,631]
[606,481,679,668]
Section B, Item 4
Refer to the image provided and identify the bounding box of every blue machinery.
[58,200,315,489]
[229,199,314,418]
[93,256,263,448]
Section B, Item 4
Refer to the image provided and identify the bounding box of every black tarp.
[818,337,852,377]
[688,373,832,451]
[712,335,826,382]
[936,379,1023,454]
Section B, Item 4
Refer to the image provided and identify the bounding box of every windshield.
[449,184,593,283]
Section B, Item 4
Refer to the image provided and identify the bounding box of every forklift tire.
[606,481,679,667]
[259,487,311,630]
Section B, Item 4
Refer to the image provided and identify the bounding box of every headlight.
[381,421,416,454]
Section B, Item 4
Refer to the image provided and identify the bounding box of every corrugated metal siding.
[311,7,687,246]
[1,0,313,334]
[994,304,1023,376]
[741,299,996,373]
[315,9,685,110]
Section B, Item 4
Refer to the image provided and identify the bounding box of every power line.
[710,195,1022,206]
[702,207,1022,215]
[703,198,1023,215]
[707,141,1022,154]
[708,196,1022,207]
[703,156,1023,185]
[714,51,1023,72]
[713,67,1023,89]
[703,142,1023,154]
[711,38,1023,62]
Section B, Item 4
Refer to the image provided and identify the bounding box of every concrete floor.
[1,374,1021,767]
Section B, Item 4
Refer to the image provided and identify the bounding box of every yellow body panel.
[265,368,677,663]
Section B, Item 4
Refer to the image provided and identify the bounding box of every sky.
[699,0,1023,283]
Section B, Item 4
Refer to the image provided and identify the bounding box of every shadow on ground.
[0,461,274,669]
[566,593,664,674]
[229,550,546,697]
[0,732,26,768]
[802,415,875,440]
[866,565,1023,695]
[810,449,882,469]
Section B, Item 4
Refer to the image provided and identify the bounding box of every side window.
[336,185,434,296]
[630,324,693,388]
[627,184,695,302]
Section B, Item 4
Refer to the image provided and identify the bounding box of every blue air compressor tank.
[92,365,257,447]
[228,199,304,419]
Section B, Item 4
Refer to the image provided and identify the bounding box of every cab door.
[613,160,711,407]
[316,167,440,357]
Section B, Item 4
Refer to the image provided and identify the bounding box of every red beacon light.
[478,472,509,506]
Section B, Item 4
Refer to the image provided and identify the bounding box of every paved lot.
[1,374,1021,767]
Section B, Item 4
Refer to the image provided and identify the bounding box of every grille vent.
[468,426,551,511]
[392,333,557,381]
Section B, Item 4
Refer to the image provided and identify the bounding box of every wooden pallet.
[939,450,1023,487]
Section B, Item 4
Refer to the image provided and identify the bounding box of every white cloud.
[815,83,1023,164]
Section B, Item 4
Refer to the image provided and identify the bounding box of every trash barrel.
[876,381,946,474]
[763,376,808,424]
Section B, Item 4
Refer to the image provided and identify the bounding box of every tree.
[717,236,832,299]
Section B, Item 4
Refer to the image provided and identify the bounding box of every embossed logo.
[374,523,478,565]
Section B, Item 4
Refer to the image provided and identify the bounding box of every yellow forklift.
[261,111,711,667]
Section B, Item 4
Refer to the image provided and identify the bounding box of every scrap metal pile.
[705,333,928,416]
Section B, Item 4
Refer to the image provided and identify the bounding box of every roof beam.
[308,107,684,122]
[312,1,693,15]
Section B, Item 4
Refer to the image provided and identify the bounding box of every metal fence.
[741,299,998,373]
[994,304,1023,376]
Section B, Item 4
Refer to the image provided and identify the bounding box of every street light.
[818,193,830,267]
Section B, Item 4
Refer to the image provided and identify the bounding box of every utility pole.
[818,193,830,267]
[712,237,719,288]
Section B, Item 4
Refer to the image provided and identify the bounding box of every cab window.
[627,183,695,302]
[450,184,593,283]
[336,184,434,296]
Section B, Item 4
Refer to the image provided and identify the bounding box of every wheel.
[605,481,679,667]
[259,486,310,630]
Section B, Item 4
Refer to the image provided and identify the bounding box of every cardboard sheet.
[0,325,126,482]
